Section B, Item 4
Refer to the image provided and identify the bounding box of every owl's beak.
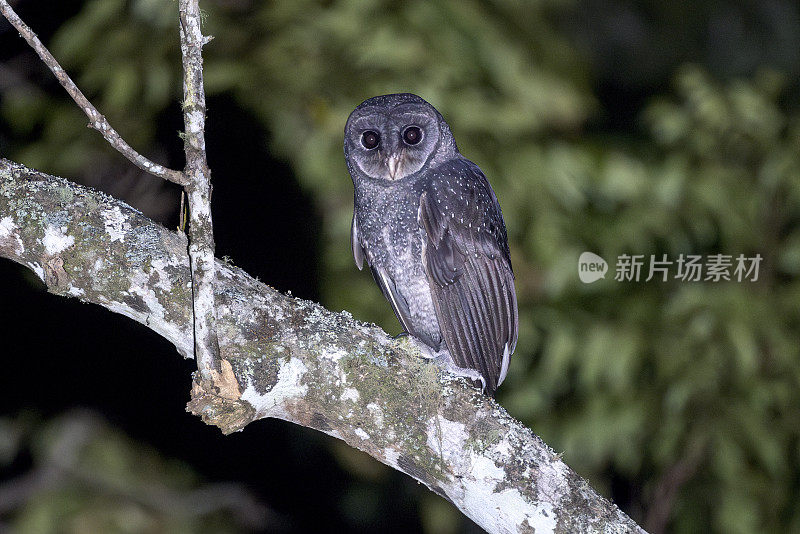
[386,154,402,180]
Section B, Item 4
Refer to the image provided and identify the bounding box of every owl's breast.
[357,184,442,347]
[355,181,421,259]
[378,225,441,347]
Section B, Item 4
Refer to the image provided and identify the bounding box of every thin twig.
[0,0,188,186]
[645,439,706,534]
[178,0,220,375]
[0,159,648,534]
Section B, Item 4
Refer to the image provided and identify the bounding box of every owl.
[344,93,518,396]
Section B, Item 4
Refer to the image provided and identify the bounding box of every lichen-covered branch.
[0,0,220,375]
[178,0,220,377]
[0,159,645,534]
[0,0,188,186]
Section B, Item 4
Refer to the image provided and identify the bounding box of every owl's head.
[344,93,457,182]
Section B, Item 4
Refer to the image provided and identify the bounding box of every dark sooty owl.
[344,93,518,396]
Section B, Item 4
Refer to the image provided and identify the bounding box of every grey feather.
[344,93,518,396]
[351,211,365,270]
[418,159,518,394]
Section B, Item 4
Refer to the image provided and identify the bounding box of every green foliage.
[0,412,262,533]
[3,1,800,532]
[508,66,800,533]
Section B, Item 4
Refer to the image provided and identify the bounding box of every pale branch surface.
[178,0,220,376]
[0,159,645,534]
[0,0,188,186]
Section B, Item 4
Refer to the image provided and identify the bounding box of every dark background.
[2,1,800,533]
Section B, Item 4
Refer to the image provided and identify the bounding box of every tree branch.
[177,0,220,377]
[1,0,222,376]
[0,0,188,186]
[0,158,645,534]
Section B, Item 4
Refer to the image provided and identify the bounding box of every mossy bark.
[0,158,645,534]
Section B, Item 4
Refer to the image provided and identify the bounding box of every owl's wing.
[418,158,518,395]
[351,212,366,270]
[352,211,424,345]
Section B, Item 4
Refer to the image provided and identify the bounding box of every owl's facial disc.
[347,106,439,181]
[386,153,402,179]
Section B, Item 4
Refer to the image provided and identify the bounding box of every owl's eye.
[361,130,380,149]
[402,126,422,145]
